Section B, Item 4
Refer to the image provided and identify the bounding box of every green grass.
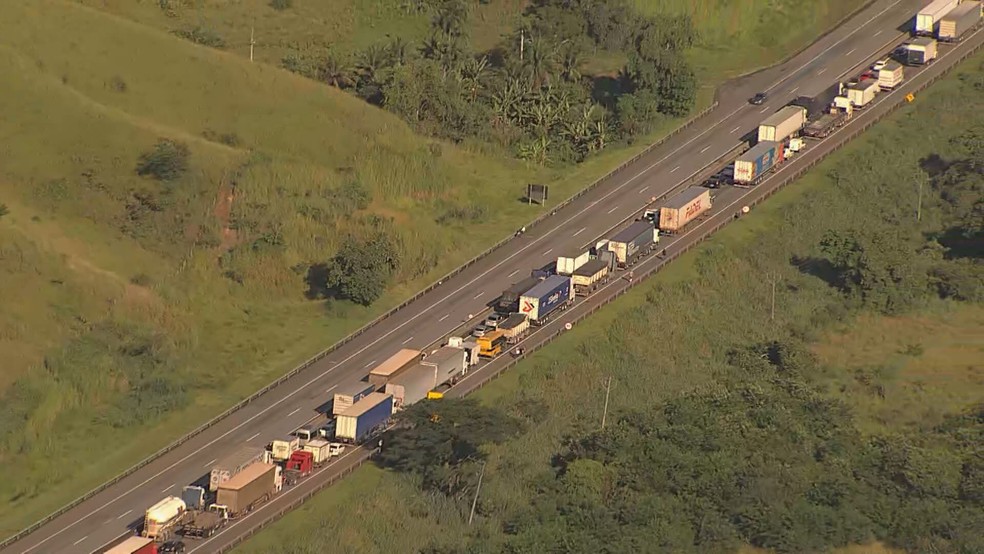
[234,49,984,554]
[0,0,866,538]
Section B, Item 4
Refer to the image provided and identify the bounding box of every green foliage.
[324,231,400,305]
[269,0,293,11]
[378,398,520,498]
[174,26,225,48]
[0,203,8,219]
[135,138,190,182]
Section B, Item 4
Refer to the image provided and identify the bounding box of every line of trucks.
[103,4,981,553]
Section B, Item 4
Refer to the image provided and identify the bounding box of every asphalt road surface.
[1,0,955,552]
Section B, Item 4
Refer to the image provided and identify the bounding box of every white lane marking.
[818,67,827,75]
[159,483,173,493]
[402,336,414,345]
[287,408,300,417]
[700,145,710,153]
[789,86,799,94]
[508,269,520,277]
[22,4,916,550]
[670,166,680,173]
[542,249,553,257]
[246,432,261,442]
[847,48,856,56]
[731,126,741,133]
[760,106,771,113]
[325,384,339,394]
[472,291,485,299]
[639,185,649,194]
[874,29,882,37]
[203,459,216,468]
[73,536,88,546]
[573,227,586,236]
[607,205,619,214]
[115,510,132,520]
[439,314,450,322]
[364,360,376,368]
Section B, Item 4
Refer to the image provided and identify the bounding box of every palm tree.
[522,35,558,89]
[320,52,354,88]
[459,55,489,100]
[356,44,387,84]
[386,36,413,67]
[432,0,469,40]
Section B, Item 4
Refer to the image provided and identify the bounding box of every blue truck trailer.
[335,392,393,443]
[519,275,573,325]
[331,380,378,416]
[733,141,786,185]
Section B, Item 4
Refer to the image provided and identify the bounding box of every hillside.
[0,0,866,536]
[236,50,984,554]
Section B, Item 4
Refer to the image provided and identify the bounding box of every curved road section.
[0,0,945,552]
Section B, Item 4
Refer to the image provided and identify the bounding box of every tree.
[135,139,190,182]
[319,51,354,88]
[324,232,399,305]
[0,204,8,219]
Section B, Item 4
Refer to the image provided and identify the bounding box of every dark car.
[750,92,767,105]
[160,542,186,554]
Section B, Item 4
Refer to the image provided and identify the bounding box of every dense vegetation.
[284,0,697,164]
[237,53,984,554]
[0,0,862,537]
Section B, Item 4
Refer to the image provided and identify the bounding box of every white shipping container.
[878,62,904,89]
[757,106,807,143]
[938,1,982,40]
[555,250,590,275]
[303,438,332,465]
[915,0,959,34]
[845,80,879,107]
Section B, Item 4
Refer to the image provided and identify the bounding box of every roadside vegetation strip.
[215,32,984,554]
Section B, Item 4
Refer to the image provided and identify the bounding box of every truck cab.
[328,442,346,457]
[293,425,320,446]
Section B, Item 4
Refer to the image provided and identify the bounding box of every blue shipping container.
[734,141,784,184]
[520,275,572,322]
[353,395,393,442]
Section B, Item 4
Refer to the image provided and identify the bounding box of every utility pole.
[520,29,524,62]
[769,272,781,322]
[468,462,486,526]
[917,176,925,222]
[601,376,613,430]
[249,25,256,62]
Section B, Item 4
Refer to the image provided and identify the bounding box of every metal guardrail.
[0,99,719,551]
[174,35,984,554]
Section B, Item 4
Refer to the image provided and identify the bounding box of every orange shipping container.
[659,187,711,233]
[368,348,423,386]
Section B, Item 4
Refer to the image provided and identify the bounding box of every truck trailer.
[270,435,299,462]
[142,497,186,542]
[331,381,377,416]
[938,1,982,41]
[845,79,879,108]
[757,105,807,143]
[734,142,785,185]
[906,37,939,64]
[476,329,507,357]
[571,258,610,295]
[422,346,467,386]
[368,349,423,387]
[497,275,542,313]
[385,363,438,409]
[209,446,268,491]
[555,250,590,275]
[105,536,158,554]
[790,82,843,120]
[916,0,960,35]
[182,506,228,539]
[335,392,393,443]
[803,105,853,138]
[659,187,712,232]
[518,275,574,324]
[498,313,530,343]
[877,61,905,89]
[216,462,278,518]
[607,220,659,267]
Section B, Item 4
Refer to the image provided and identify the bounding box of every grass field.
[234,49,984,554]
[0,0,866,537]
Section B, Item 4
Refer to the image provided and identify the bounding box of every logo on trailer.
[684,199,703,218]
[522,301,534,313]
[546,292,561,306]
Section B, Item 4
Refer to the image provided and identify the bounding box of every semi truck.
[497,275,542,313]
[385,363,438,409]
[757,105,807,143]
[216,462,278,518]
[105,537,158,554]
[803,104,853,138]
[734,141,785,185]
[659,187,712,233]
[519,275,574,325]
[906,37,939,64]
[607,221,659,267]
[179,485,228,539]
[498,313,530,343]
[209,446,269,491]
[270,435,299,462]
[142,496,187,542]
[335,392,393,443]
[422,346,467,386]
[302,437,342,465]
[570,258,610,296]
[368,349,424,387]
[555,250,590,275]
[331,381,377,416]
[790,82,843,120]
[938,1,982,41]
[284,450,314,485]
[915,0,959,35]
[877,61,905,89]
[844,79,879,108]
[477,329,507,357]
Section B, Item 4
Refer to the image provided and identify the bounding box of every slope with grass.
[0,0,867,539]
[235,51,984,554]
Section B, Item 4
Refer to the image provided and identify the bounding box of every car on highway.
[485,313,505,328]
[872,58,889,71]
[472,324,490,337]
[160,541,186,554]
[750,92,767,105]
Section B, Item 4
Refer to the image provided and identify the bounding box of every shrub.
[135,139,190,182]
[270,0,293,10]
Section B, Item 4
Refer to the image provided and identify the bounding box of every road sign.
[905,93,915,102]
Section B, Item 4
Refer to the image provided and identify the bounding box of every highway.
[0,0,953,552]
